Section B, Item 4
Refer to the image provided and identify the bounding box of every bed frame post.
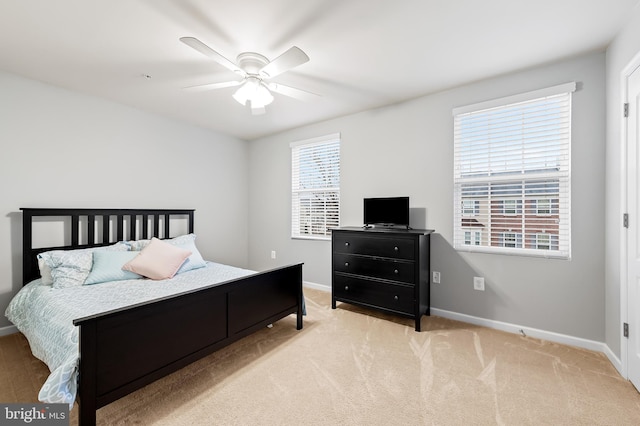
[296,266,303,330]
[22,209,33,285]
[78,321,98,426]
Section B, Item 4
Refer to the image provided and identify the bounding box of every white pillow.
[37,257,53,285]
[122,237,191,280]
[125,239,150,251]
[38,242,129,289]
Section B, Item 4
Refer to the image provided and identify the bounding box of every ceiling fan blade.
[259,46,309,79]
[267,82,319,102]
[180,37,245,76]
[184,80,243,92]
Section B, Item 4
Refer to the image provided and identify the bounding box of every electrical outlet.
[473,276,485,291]
[433,271,441,284]
[271,250,276,259]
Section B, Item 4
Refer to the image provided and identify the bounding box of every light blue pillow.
[169,234,207,274]
[85,251,143,285]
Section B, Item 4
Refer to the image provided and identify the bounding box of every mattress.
[5,261,255,407]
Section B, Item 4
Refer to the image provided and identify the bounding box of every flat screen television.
[363,196,410,228]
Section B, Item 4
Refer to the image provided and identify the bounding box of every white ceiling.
[0,0,637,140]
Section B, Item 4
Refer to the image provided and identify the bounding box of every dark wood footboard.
[73,263,303,426]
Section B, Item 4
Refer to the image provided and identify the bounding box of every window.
[291,133,341,240]
[462,200,479,216]
[499,232,522,248]
[534,199,552,215]
[535,233,550,250]
[501,199,521,215]
[534,233,559,250]
[464,230,482,246]
[453,83,574,258]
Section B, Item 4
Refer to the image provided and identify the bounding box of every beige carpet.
[2,288,640,425]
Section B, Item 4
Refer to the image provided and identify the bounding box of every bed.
[8,208,304,426]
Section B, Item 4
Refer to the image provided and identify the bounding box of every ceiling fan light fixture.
[233,77,273,109]
[232,88,249,106]
[232,77,257,106]
[252,83,274,108]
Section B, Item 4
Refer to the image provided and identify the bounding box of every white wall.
[248,52,606,342]
[605,3,640,360]
[0,71,249,329]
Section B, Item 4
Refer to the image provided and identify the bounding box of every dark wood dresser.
[331,227,433,331]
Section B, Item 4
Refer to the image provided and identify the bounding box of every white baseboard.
[431,307,616,362]
[602,343,623,376]
[303,281,330,292]
[0,325,18,337]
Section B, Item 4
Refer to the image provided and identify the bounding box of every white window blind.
[453,83,574,259]
[291,133,341,240]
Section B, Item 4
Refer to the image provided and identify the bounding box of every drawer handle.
[394,246,399,251]
[345,262,350,267]
[394,295,399,301]
[394,269,399,274]
[345,242,350,247]
[344,285,349,291]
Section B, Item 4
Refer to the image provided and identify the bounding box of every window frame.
[290,133,341,241]
[452,83,574,259]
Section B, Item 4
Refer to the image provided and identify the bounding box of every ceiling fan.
[180,37,318,115]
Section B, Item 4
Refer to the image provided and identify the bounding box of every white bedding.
[4,261,255,407]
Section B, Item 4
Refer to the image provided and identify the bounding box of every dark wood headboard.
[21,208,195,285]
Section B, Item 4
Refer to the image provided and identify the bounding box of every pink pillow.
[123,237,192,280]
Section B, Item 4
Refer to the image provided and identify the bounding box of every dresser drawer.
[333,253,415,284]
[333,233,415,260]
[333,275,414,315]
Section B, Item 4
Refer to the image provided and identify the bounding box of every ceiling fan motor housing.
[236,52,270,76]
